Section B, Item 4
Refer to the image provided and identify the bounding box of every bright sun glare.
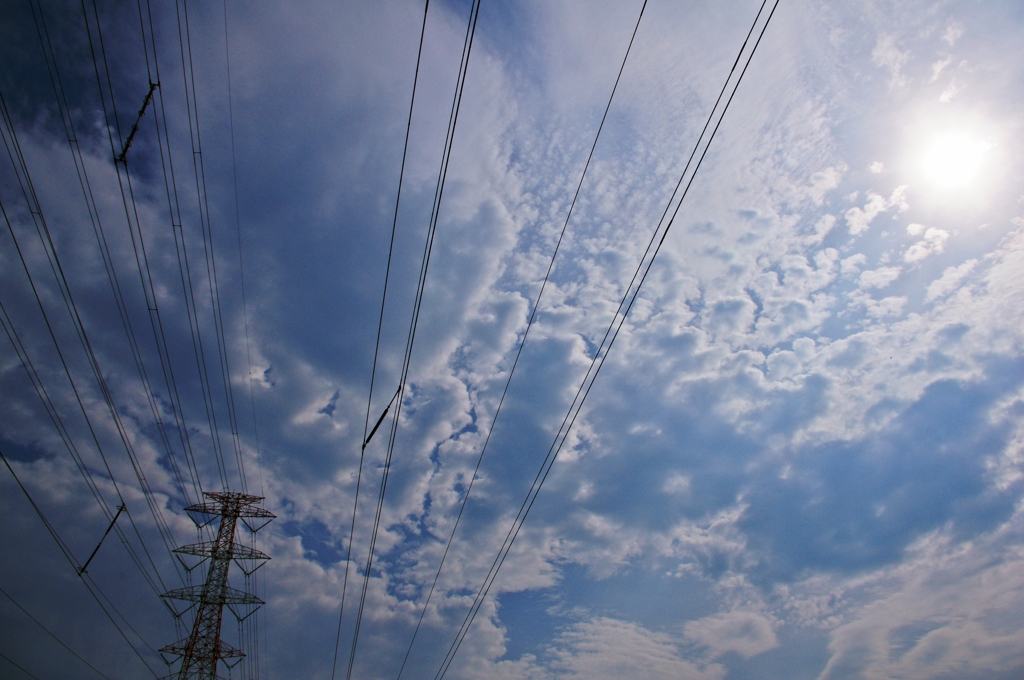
[921,133,990,188]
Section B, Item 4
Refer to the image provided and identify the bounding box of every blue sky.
[2,0,1024,678]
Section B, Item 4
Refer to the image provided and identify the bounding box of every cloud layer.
[2,1,1024,679]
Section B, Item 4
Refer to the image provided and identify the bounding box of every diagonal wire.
[0,650,43,680]
[1,448,160,677]
[343,1,481,678]
[217,5,268,677]
[431,3,779,677]
[29,0,203,512]
[0,585,114,680]
[328,3,432,678]
[393,2,650,677]
[0,112,171,597]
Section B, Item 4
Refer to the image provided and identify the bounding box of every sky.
[2,0,1024,679]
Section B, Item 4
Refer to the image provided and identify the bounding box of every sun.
[921,133,991,188]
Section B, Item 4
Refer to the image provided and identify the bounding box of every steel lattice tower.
[161,492,274,680]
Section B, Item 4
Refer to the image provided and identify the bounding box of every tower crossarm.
[174,542,269,561]
[184,491,276,518]
[160,638,245,660]
[184,502,276,519]
[161,585,264,606]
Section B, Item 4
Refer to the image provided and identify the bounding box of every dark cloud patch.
[0,437,49,463]
[740,367,1024,585]
[554,378,769,531]
[282,518,344,569]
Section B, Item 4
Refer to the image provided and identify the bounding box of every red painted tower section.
[161,492,274,680]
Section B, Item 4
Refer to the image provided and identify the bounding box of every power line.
[29,0,204,511]
[222,3,267,677]
[174,0,249,494]
[393,1,650,676]
[0,650,43,680]
[0,293,165,599]
[430,2,779,677]
[222,0,265,499]
[1,447,160,677]
[0,116,171,598]
[343,1,482,678]
[330,1,431,677]
[135,0,214,505]
[0,585,114,680]
[79,0,224,551]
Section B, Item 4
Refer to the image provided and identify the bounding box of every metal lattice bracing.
[161,492,274,680]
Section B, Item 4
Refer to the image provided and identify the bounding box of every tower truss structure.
[161,492,274,680]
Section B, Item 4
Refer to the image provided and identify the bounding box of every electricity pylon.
[161,492,274,679]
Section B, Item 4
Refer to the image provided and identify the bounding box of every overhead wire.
[175,0,249,494]
[342,1,482,678]
[137,0,218,506]
[392,2,650,677]
[28,0,204,512]
[1,447,160,677]
[0,584,114,680]
[430,2,779,677]
[24,1,189,595]
[0,99,173,598]
[0,276,163,598]
[0,650,43,680]
[9,3,189,592]
[329,1,431,678]
[221,2,267,677]
[222,0,265,500]
[0,225,164,660]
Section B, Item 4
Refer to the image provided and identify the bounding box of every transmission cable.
[0,105,174,597]
[174,0,250,493]
[83,0,242,508]
[0,293,163,599]
[329,3,432,677]
[28,0,204,510]
[431,3,779,677]
[0,585,114,680]
[0,650,43,680]
[221,2,268,677]
[1,447,160,677]
[341,2,481,678]
[393,2,649,677]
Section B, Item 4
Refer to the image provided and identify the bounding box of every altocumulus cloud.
[2,1,1024,679]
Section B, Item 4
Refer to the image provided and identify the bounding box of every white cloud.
[663,473,691,495]
[808,166,844,204]
[872,34,909,88]
[6,3,1024,679]
[926,259,977,302]
[552,618,723,680]
[930,56,953,83]
[904,228,950,263]
[943,21,965,46]
[809,214,836,244]
[845,186,908,235]
[845,192,887,235]
[684,611,779,659]
[819,524,1024,680]
[840,253,867,276]
[940,79,961,103]
[858,266,901,289]
[889,186,910,213]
